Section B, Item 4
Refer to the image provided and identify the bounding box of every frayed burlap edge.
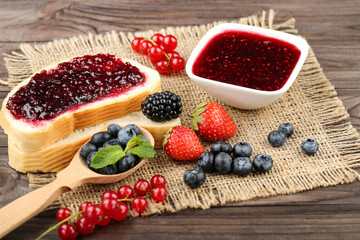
[2,9,360,215]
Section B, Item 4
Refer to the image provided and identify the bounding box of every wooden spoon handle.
[0,178,71,238]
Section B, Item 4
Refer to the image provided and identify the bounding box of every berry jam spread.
[192,30,301,91]
[7,54,145,122]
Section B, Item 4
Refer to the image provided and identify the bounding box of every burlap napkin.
[3,10,360,216]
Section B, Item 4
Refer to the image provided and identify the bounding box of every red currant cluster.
[38,175,167,240]
[131,33,185,74]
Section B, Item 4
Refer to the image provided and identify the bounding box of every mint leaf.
[124,135,143,152]
[90,145,125,169]
[127,141,155,159]
[124,134,155,159]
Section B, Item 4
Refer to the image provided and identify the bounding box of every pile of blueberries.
[184,141,273,188]
[184,123,319,189]
[80,123,144,175]
[268,123,319,155]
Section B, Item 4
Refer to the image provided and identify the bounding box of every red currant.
[101,190,118,201]
[131,37,144,53]
[162,35,178,52]
[79,202,92,212]
[101,198,118,216]
[98,213,111,226]
[148,46,166,62]
[166,50,180,59]
[155,60,171,75]
[58,223,77,240]
[131,197,148,213]
[77,217,95,235]
[170,57,186,72]
[139,40,154,55]
[83,204,104,225]
[134,179,151,196]
[151,33,164,45]
[151,187,168,203]
[150,175,166,188]
[56,208,72,222]
[112,202,128,221]
[117,185,134,199]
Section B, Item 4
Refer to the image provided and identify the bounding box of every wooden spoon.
[0,127,154,238]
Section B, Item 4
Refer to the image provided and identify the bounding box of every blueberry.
[80,142,97,159]
[233,142,253,158]
[210,142,233,155]
[117,127,138,147]
[278,123,294,137]
[95,163,120,175]
[86,151,97,168]
[268,130,286,147]
[118,153,136,172]
[214,152,233,174]
[233,157,253,177]
[141,135,148,142]
[184,168,206,189]
[123,124,141,135]
[103,139,123,148]
[133,155,142,166]
[107,123,122,137]
[197,152,214,172]
[91,131,113,147]
[301,139,319,155]
[253,154,273,173]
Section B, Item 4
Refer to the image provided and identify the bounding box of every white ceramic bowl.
[186,23,309,109]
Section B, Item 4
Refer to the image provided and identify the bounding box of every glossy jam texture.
[7,54,145,121]
[192,30,301,91]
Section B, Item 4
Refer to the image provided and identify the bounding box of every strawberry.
[191,101,237,141]
[163,126,204,160]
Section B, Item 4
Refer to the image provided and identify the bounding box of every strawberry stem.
[35,210,85,240]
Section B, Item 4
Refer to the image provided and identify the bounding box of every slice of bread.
[0,57,161,152]
[8,111,181,173]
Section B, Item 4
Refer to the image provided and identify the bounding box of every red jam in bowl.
[192,30,301,91]
[6,54,145,121]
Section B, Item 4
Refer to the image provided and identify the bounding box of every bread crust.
[0,57,161,152]
[8,111,181,173]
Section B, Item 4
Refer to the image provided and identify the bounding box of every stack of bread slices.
[0,57,181,173]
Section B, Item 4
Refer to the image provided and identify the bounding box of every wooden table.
[0,1,359,239]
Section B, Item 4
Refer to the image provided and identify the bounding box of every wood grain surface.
[0,0,359,239]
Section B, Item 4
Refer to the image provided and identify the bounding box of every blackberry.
[141,91,182,122]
